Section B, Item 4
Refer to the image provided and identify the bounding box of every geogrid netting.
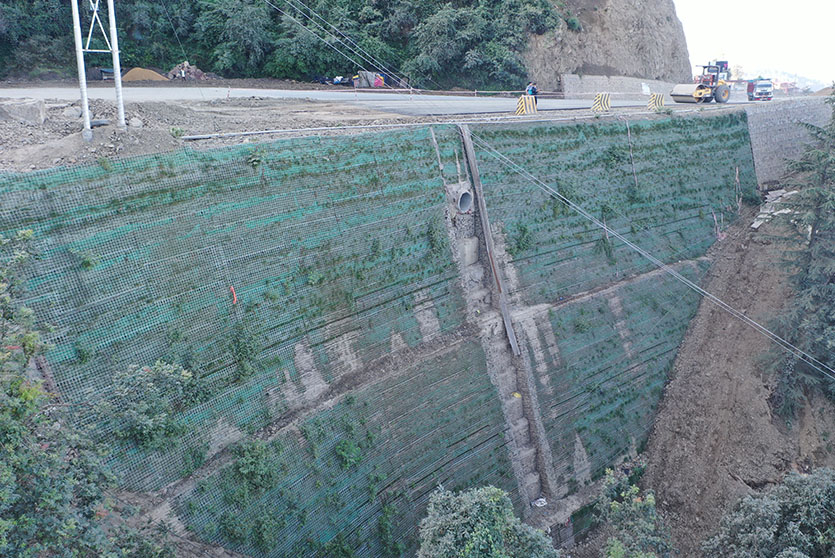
[470,112,757,493]
[532,265,708,489]
[0,125,480,487]
[471,112,757,306]
[174,337,516,558]
[0,112,762,557]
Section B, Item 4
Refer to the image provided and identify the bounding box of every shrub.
[509,223,534,256]
[229,321,260,381]
[702,468,835,558]
[233,439,278,492]
[335,439,362,470]
[417,486,560,558]
[596,469,674,558]
[97,360,194,449]
[565,16,582,32]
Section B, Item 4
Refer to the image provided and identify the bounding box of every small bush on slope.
[702,468,835,558]
[417,486,560,558]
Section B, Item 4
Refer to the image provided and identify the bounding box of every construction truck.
[747,79,773,101]
[670,61,732,104]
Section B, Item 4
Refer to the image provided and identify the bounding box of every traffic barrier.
[515,95,537,115]
[591,92,611,112]
[648,93,665,111]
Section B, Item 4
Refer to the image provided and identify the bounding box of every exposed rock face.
[524,0,691,89]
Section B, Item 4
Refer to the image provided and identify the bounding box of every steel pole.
[106,0,126,128]
[69,0,93,141]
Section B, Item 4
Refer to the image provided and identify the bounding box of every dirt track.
[643,208,835,557]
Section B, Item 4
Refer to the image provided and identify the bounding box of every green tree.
[0,0,73,78]
[702,468,835,558]
[95,360,196,449]
[0,230,172,556]
[417,486,560,558]
[773,91,835,418]
[0,0,566,88]
[196,0,275,75]
[596,469,674,558]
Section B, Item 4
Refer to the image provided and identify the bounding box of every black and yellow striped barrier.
[648,93,665,111]
[591,92,611,112]
[515,95,537,115]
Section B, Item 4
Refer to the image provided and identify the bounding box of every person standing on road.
[526,82,538,106]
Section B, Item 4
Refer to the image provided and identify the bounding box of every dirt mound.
[0,96,423,171]
[167,61,213,81]
[122,68,168,82]
[814,87,833,96]
[643,209,835,557]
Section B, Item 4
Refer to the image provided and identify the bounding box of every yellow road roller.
[671,63,732,104]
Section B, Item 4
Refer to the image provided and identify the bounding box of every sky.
[672,0,835,88]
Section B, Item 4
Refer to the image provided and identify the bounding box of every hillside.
[525,0,692,88]
[0,0,690,89]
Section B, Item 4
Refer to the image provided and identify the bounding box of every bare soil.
[0,96,433,172]
[642,208,835,557]
[0,83,673,173]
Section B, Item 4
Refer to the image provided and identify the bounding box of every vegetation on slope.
[772,91,835,419]
[702,468,835,558]
[0,229,172,556]
[0,0,580,88]
[417,486,559,558]
[596,468,674,558]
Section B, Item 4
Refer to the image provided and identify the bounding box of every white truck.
[747,79,773,101]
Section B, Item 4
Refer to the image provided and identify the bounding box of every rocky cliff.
[525,0,691,90]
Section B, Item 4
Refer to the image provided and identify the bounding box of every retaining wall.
[0,111,759,556]
[743,97,830,187]
[560,73,677,101]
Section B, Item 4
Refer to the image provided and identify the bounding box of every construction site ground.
[642,210,835,557]
[0,91,701,172]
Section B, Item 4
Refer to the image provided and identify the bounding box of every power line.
[256,0,835,382]
[469,134,835,382]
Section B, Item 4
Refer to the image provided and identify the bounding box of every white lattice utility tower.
[70,0,126,141]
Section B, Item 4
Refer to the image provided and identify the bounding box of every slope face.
[0,113,758,557]
[525,0,691,88]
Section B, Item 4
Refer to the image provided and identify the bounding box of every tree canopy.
[417,486,560,558]
[702,468,835,558]
[0,0,580,88]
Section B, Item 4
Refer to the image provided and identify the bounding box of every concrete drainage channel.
[444,125,563,536]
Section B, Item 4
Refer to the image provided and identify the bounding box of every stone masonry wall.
[744,97,830,187]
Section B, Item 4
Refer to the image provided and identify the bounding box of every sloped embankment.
[0,111,760,557]
[643,212,835,557]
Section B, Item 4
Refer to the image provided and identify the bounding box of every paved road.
[0,86,753,115]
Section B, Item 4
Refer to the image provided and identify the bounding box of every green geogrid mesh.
[469,112,756,495]
[0,112,762,556]
[471,112,757,306]
[173,338,516,558]
[0,126,472,492]
[530,265,708,490]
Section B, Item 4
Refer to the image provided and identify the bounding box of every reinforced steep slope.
[0,112,758,556]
